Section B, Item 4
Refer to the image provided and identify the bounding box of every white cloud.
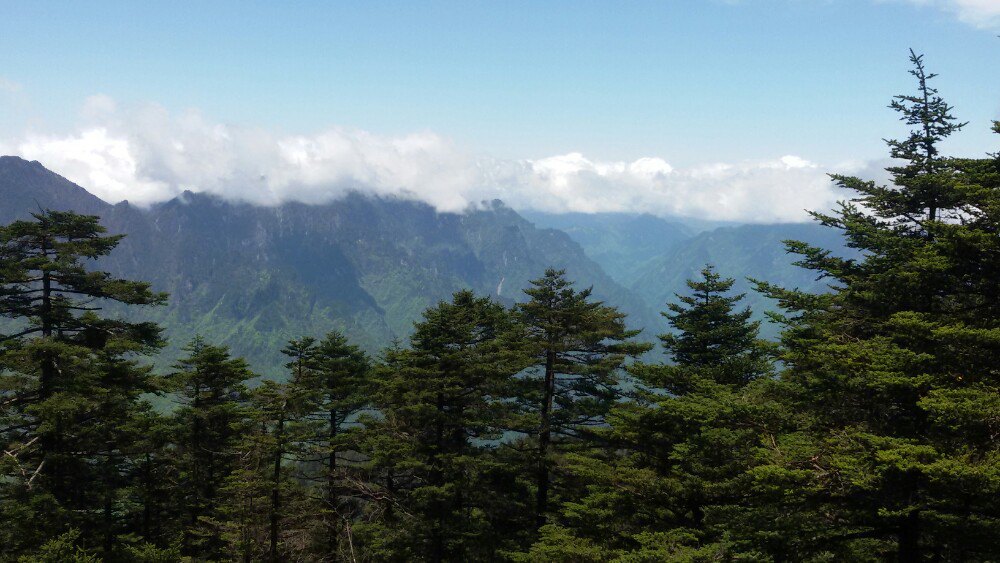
[948,0,1000,27]
[893,0,1000,28]
[17,128,170,203]
[4,97,846,223]
[510,152,838,222]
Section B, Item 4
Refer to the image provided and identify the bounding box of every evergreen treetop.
[659,265,772,387]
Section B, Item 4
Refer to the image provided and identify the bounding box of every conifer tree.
[205,340,322,563]
[218,375,314,563]
[358,290,526,561]
[262,379,302,562]
[655,265,772,388]
[513,268,650,529]
[525,266,775,559]
[124,407,179,551]
[0,210,165,557]
[218,408,271,563]
[297,331,371,557]
[169,337,254,559]
[751,52,1000,560]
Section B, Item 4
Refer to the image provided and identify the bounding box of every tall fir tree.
[123,407,179,552]
[297,331,372,558]
[513,268,650,530]
[218,375,315,563]
[523,266,776,560]
[750,52,1000,560]
[357,290,527,562]
[0,210,166,558]
[168,337,254,559]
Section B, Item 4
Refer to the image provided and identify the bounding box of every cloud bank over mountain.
[0,96,858,222]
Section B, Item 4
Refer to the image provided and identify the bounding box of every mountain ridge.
[0,156,662,374]
[0,156,111,223]
[0,156,850,370]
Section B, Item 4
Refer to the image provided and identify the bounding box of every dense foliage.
[2,53,998,562]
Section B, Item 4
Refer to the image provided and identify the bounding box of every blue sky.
[1,1,998,220]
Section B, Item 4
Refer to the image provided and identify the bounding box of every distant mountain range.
[0,156,657,374]
[628,222,851,338]
[523,211,850,337]
[521,211,695,287]
[0,156,850,372]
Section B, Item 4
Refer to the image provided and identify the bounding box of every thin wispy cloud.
[727,0,1000,28]
[892,0,1000,28]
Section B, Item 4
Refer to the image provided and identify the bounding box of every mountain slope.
[0,157,660,374]
[0,156,110,223]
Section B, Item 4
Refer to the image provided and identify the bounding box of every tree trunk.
[143,452,152,539]
[328,405,339,555]
[431,392,445,563]
[103,448,116,556]
[270,416,285,562]
[38,243,59,495]
[536,348,556,529]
